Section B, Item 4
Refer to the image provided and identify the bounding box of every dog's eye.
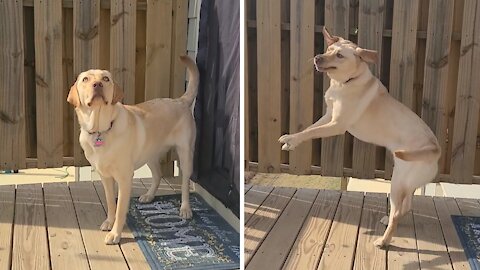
[82,77,88,82]
[102,76,110,82]
[336,53,344,58]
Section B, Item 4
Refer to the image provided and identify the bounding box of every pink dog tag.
[94,138,104,147]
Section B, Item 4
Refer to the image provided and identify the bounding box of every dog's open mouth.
[315,65,337,72]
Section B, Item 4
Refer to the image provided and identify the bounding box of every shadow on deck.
[244,184,475,270]
[0,177,183,270]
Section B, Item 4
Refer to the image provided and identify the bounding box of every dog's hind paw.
[100,219,114,231]
[373,237,390,248]
[179,205,193,219]
[380,215,389,226]
[105,231,121,245]
[139,193,155,203]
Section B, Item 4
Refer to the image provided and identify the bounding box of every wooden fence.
[0,0,189,175]
[245,0,480,184]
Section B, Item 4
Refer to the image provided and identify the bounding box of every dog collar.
[344,76,358,84]
[88,121,114,147]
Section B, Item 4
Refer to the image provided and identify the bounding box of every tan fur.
[68,55,199,244]
[279,27,440,248]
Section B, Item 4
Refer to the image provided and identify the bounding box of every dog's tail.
[178,55,199,106]
[394,144,441,162]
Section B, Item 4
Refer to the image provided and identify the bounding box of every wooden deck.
[244,184,477,270]
[0,178,184,270]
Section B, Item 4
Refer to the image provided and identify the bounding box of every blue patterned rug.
[127,193,240,270]
[452,215,480,270]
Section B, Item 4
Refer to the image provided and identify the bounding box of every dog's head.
[314,27,378,81]
[67,69,124,108]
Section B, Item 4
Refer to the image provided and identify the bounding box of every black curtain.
[192,0,240,217]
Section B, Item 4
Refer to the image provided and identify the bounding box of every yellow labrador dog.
[67,55,199,244]
[279,28,440,248]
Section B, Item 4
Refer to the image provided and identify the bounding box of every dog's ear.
[112,82,124,104]
[67,83,80,107]
[355,47,378,63]
[322,26,339,46]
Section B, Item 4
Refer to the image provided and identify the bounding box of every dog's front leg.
[105,172,133,245]
[100,176,116,231]
[279,121,346,151]
[304,112,332,131]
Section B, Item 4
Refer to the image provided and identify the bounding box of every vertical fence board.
[145,0,173,99]
[352,0,385,179]
[421,0,455,175]
[321,0,348,176]
[171,0,188,99]
[73,0,100,166]
[280,0,290,166]
[0,1,26,170]
[24,7,37,160]
[451,0,480,184]
[110,0,136,105]
[245,0,250,170]
[289,0,315,174]
[99,8,110,70]
[247,4,258,163]
[385,0,420,178]
[257,0,282,172]
[135,10,146,103]
[444,1,463,176]
[312,2,325,167]
[63,8,74,158]
[145,0,174,176]
[34,0,64,168]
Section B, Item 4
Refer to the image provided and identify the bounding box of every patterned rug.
[452,215,480,270]
[127,193,240,270]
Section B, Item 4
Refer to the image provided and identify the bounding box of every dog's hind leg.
[374,162,410,248]
[176,144,193,219]
[374,186,406,248]
[139,160,163,203]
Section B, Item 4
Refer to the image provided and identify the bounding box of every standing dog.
[278,28,440,247]
[67,55,199,244]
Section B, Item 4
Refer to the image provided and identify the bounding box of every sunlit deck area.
[0,178,182,269]
[245,184,475,269]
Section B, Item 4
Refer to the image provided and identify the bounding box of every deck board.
[1,179,206,269]
[246,185,471,269]
[246,188,318,270]
[93,180,150,270]
[387,206,419,270]
[412,196,451,269]
[69,181,129,269]
[244,185,274,224]
[283,190,341,269]
[12,184,50,270]
[244,187,296,265]
[433,197,470,270]
[44,182,89,270]
[353,193,387,270]
[317,191,364,270]
[0,185,15,269]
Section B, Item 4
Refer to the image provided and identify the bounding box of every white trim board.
[194,182,240,232]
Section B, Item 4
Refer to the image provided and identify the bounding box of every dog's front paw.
[100,219,114,231]
[373,237,389,248]
[278,134,300,151]
[104,231,121,245]
[139,193,155,203]
[179,204,192,219]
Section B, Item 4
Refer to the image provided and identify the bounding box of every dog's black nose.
[93,81,103,89]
